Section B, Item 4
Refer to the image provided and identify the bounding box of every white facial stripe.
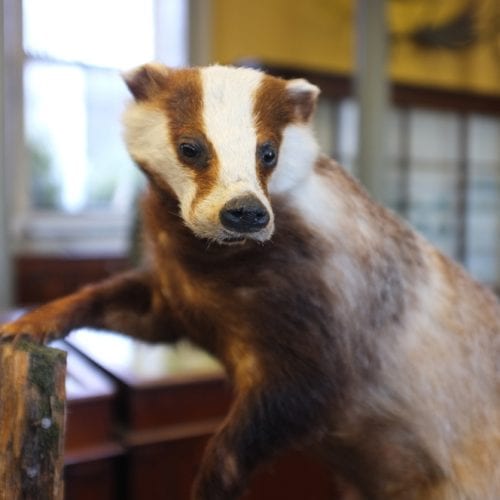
[186,65,277,241]
[200,66,265,196]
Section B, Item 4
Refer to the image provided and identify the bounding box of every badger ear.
[123,62,171,101]
[286,78,320,122]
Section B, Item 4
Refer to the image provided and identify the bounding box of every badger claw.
[0,322,52,345]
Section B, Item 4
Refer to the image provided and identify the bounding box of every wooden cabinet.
[66,330,231,500]
[58,340,124,500]
[65,329,338,500]
[14,256,129,306]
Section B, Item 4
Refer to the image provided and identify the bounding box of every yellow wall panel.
[212,0,500,96]
[389,0,469,35]
[388,0,500,94]
[212,0,353,74]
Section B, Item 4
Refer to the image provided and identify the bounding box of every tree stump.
[0,341,67,500]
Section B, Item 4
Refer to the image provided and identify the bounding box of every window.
[466,115,500,282]
[11,0,188,253]
[406,109,462,258]
[24,0,157,214]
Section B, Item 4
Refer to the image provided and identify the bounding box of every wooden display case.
[66,329,337,499]
[57,340,124,500]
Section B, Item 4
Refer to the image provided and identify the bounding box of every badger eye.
[258,143,278,168]
[179,142,201,159]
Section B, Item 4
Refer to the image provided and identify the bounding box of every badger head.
[123,63,320,245]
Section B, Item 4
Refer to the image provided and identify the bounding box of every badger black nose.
[219,195,270,233]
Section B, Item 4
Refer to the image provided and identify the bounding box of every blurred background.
[0,0,499,308]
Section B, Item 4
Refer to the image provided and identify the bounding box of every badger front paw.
[0,317,60,345]
[0,294,84,345]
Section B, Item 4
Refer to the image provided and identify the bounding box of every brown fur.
[2,66,500,500]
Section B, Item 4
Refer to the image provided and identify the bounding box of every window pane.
[85,69,141,210]
[23,0,154,69]
[466,114,500,285]
[409,109,460,163]
[24,61,139,212]
[23,0,159,215]
[407,110,460,259]
[466,162,500,285]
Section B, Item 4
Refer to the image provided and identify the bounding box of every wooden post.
[0,341,67,500]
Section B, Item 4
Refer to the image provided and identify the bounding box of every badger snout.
[219,194,270,234]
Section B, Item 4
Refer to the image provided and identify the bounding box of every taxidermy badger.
[2,64,500,500]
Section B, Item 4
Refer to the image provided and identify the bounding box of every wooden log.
[0,341,67,500]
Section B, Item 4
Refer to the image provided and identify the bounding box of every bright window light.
[23,0,155,69]
[22,0,162,213]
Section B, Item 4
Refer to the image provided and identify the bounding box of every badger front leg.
[193,374,329,500]
[0,269,182,344]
